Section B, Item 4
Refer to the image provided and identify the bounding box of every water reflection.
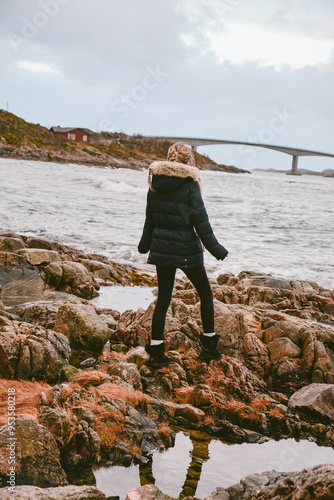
[91,285,154,313]
[139,455,155,486]
[180,434,210,498]
[138,433,210,498]
[94,431,334,500]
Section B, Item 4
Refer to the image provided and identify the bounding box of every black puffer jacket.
[138,160,228,268]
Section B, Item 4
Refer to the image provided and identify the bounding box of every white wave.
[94,177,145,194]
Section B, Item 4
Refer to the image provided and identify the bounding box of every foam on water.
[94,177,146,194]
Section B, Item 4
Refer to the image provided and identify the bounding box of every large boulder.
[54,302,111,365]
[0,236,27,253]
[0,418,68,487]
[8,299,62,330]
[7,292,86,330]
[122,405,171,455]
[39,405,101,469]
[43,261,100,299]
[38,407,73,447]
[288,383,334,423]
[204,464,334,499]
[125,485,176,500]
[0,252,45,306]
[79,258,157,286]
[190,384,213,407]
[78,258,121,280]
[267,337,301,365]
[108,361,142,390]
[0,485,106,500]
[25,236,57,250]
[37,381,103,468]
[144,398,205,425]
[0,318,70,382]
[16,248,61,266]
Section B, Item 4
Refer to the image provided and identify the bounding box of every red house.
[50,127,91,143]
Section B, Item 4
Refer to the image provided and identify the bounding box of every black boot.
[145,342,174,368]
[200,334,221,361]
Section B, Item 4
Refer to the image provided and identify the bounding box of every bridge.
[159,137,334,174]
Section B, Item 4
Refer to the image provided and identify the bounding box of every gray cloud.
[0,0,333,171]
[267,0,334,39]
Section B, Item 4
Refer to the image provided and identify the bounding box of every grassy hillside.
[0,110,248,172]
[0,110,60,147]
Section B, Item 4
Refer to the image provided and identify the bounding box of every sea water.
[93,432,334,499]
[1,158,333,289]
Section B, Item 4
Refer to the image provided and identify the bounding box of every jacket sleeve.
[138,191,155,254]
[189,182,228,260]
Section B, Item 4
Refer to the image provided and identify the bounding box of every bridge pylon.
[289,155,301,175]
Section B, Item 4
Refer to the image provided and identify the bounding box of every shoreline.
[0,110,249,174]
[0,150,250,174]
[1,224,332,294]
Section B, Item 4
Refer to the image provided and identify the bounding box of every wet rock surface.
[54,302,112,366]
[288,383,334,423]
[125,484,176,499]
[205,463,334,499]
[0,233,156,306]
[0,317,70,382]
[0,252,45,306]
[0,236,27,253]
[0,417,68,487]
[0,484,107,499]
[0,236,334,498]
[42,260,100,300]
[16,248,62,266]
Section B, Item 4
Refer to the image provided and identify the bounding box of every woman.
[138,142,228,367]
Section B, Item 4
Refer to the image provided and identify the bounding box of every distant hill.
[252,167,334,177]
[252,168,287,173]
[0,110,249,173]
[322,169,334,177]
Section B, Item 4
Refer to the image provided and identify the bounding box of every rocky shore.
[0,110,249,173]
[0,233,334,499]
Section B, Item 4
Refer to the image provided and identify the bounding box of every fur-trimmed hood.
[149,160,199,182]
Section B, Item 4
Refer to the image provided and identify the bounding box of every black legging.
[151,265,214,340]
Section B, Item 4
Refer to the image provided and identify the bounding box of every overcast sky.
[1,0,334,171]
